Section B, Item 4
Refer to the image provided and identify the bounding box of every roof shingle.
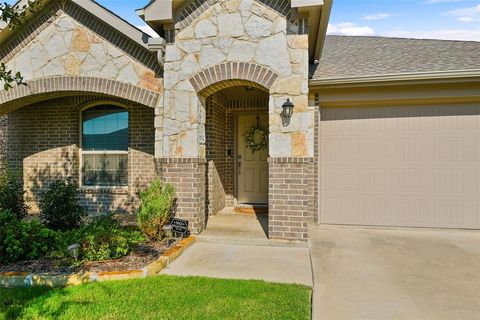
[311,36,480,80]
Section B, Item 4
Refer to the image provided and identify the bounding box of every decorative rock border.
[0,236,196,288]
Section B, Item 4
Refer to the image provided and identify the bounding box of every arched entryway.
[177,62,281,239]
[203,84,270,239]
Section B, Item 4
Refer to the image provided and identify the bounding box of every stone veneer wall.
[158,0,312,159]
[268,157,315,241]
[156,158,206,234]
[1,3,162,92]
[6,96,155,214]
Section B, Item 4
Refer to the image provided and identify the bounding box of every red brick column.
[268,157,315,241]
[156,158,206,234]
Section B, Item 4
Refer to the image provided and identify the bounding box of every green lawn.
[0,275,311,320]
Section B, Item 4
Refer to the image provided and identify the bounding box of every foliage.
[0,210,60,264]
[62,214,145,262]
[0,62,26,90]
[39,178,86,231]
[0,162,28,220]
[0,276,311,320]
[0,1,43,29]
[0,1,44,90]
[137,179,176,241]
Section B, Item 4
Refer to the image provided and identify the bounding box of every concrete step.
[196,235,308,248]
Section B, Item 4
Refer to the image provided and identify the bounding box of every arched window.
[81,105,128,187]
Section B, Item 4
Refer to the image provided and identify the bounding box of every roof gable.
[0,1,162,91]
[1,0,150,48]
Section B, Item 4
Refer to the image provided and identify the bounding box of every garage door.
[320,104,480,229]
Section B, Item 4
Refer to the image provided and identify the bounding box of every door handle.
[238,154,242,175]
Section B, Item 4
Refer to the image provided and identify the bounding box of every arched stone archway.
[189,62,278,97]
[0,76,160,113]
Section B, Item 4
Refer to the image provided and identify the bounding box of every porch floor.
[201,207,268,242]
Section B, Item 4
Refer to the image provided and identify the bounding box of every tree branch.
[0,1,44,90]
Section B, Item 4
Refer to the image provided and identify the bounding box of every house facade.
[1,0,479,241]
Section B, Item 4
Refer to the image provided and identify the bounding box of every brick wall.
[0,115,8,164]
[268,157,315,241]
[157,158,206,234]
[5,96,155,214]
[205,95,227,216]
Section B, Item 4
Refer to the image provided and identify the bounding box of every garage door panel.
[320,105,480,229]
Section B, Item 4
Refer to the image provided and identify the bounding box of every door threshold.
[234,204,268,215]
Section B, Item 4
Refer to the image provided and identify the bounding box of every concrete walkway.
[202,211,268,240]
[310,225,480,320]
[161,241,313,286]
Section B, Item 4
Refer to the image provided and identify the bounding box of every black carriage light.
[281,98,295,126]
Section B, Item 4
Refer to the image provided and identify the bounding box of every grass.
[0,275,311,320]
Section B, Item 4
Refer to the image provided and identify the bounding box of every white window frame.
[79,102,129,189]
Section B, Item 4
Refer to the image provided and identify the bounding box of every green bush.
[39,178,86,231]
[63,214,145,262]
[137,179,176,241]
[0,210,60,264]
[0,163,28,220]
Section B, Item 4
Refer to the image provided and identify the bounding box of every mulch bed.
[0,241,169,275]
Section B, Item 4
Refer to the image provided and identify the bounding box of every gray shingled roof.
[311,36,480,80]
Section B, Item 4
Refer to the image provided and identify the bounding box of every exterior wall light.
[282,98,295,126]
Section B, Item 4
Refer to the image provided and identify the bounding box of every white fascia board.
[140,0,174,24]
[292,0,324,8]
[309,70,480,87]
[74,0,152,47]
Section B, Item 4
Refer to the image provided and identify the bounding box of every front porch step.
[196,235,308,248]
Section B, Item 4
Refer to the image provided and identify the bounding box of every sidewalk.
[161,241,313,286]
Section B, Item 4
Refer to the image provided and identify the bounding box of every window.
[81,105,128,187]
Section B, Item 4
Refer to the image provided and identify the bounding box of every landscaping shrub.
[0,163,28,220]
[63,214,145,262]
[0,210,60,264]
[39,178,86,231]
[137,179,176,241]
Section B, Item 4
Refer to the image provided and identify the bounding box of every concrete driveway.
[310,225,480,320]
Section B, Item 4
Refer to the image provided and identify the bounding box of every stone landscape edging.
[0,236,196,288]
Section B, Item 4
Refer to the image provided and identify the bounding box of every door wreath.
[245,125,268,153]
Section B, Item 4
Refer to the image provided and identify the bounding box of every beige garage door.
[320,104,480,229]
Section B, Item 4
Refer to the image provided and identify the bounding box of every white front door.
[237,114,269,204]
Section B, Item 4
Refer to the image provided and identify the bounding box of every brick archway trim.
[190,62,279,97]
[0,76,160,108]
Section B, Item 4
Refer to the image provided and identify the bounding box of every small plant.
[137,179,176,241]
[0,163,28,220]
[39,178,86,231]
[0,210,60,264]
[63,214,145,262]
